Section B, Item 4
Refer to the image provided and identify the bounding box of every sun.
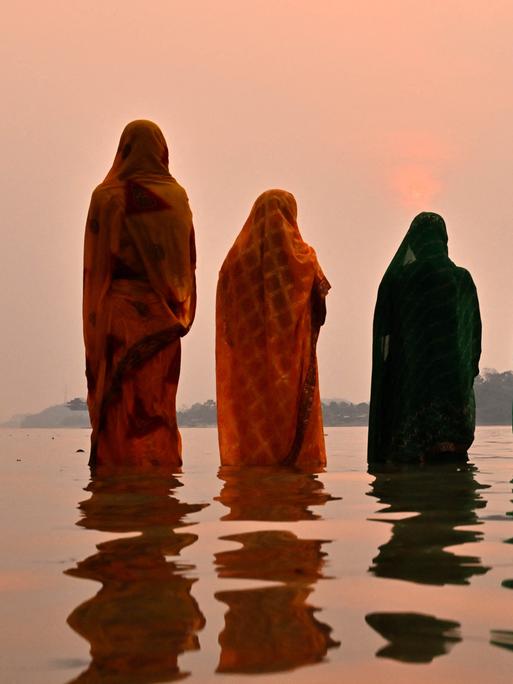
[390,164,441,210]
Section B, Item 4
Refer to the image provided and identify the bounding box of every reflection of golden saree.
[216,465,338,521]
[65,472,207,683]
[83,120,196,469]
[215,531,339,673]
[216,190,330,466]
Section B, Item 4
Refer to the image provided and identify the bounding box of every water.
[1,426,512,683]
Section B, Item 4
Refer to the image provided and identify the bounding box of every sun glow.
[390,164,441,210]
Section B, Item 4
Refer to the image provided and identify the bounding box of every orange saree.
[216,190,330,467]
[83,120,196,469]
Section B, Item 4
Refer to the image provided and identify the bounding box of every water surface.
[1,426,512,683]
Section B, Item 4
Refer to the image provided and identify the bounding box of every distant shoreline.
[2,369,511,429]
[2,423,511,429]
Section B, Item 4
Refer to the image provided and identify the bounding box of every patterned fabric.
[368,212,481,463]
[83,120,196,469]
[216,189,330,467]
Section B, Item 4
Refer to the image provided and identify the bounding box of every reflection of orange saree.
[83,120,196,469]
[66,472,207,682]
[216,190,330,467]
[215,531,338,673]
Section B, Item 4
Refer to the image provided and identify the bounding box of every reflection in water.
[366,612,461,663]
[368,462,490,585]
[214,467,339,674]
[490,478,513,654]
[65,470,207,683]
[501,478,513,592]
[216,465,338,521]
[217,530,329,584]
[490,630,513,653]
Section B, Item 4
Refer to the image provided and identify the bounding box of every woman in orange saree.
[83,120,196,470]
[216,189,330,467]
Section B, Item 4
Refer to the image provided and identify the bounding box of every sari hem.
[90,325,184,468]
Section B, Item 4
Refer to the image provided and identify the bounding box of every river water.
[1,426,512,683]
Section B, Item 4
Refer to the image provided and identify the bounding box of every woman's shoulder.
[90,181,123,203]
[453,266,479,298]
[454,265,476,284]
[161,177,190,201]
[89,183,125,215]
[139,176,191,205]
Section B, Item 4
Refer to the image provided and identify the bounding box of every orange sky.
[2,0,513,419]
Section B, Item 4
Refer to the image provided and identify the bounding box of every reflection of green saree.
[368,212,481,463]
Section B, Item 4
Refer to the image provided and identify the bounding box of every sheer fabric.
[83,120,196,469]
[216,189,330,466]
[368,212,481,462]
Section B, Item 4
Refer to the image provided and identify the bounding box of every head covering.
[218,189,322,347]
[383,211,448,275]
[103,119,171,184]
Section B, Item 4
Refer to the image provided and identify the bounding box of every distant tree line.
[321,401,369,426]
[176,370,513,427]
[176,399,369,426]
[175,399,367,426]
[5,369,513,428]
[177,399,217,427]
[474,369,513,425]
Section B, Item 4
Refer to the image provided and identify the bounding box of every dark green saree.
[368,212,481,463]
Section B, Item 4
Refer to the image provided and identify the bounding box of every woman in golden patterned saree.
[216,189,330,467]
[83,120,196,469]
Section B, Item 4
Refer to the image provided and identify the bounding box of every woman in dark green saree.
[368,212,481,463]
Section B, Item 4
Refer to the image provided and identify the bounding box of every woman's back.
[368,212,481,463]
[216,189,329,467]
[83,120,196,469]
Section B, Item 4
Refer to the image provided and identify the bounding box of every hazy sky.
[2,1,513,420]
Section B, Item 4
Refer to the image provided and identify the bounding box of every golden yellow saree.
[216,190,330,467]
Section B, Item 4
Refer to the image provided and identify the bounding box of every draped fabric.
[368,212,481,463]
[216,189,330,467]
[83,120,196,469]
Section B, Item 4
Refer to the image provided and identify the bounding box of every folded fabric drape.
[368,212,481,462]
[83,120,196,469]
[216,189,330,467]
